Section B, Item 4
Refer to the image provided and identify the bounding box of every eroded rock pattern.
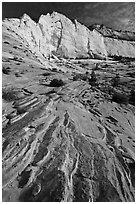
[2,14,135,202]
[2,12,135,60]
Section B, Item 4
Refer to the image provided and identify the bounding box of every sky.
[2,2,135,31]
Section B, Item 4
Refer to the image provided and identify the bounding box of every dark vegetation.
[111,92,129,105]
[102,73,135,106]
[2,88,25,102]
[105,86,135,106]
[89,70,98,86]
[2,88,19,102]
[111,74,120,87]
[73,70,98,86]
[112,55,135,62]
[73,74,86,81]
[72,67,134,106]
[49,79,65,87]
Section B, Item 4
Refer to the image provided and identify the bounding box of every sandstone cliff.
[89,24,135,41]
[3,12,135,60]
[2,12,135,202]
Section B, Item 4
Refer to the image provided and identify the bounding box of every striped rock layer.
[2,12,135,60]
[2,13,135,202]
[2,82,135,201]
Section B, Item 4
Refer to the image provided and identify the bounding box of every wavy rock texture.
[2,13,135,202]
[3,12,135,60]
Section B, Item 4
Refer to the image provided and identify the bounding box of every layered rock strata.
[2,82,135,202]
[2,13,135,202]
[3,12,135,60]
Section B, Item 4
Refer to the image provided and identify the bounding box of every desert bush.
[2,88,19,102]
[111,92,128,105]
[91,70,97,81]
[73,74,87,81]
[89,70,97,86]
[49,79,65,87]
[113,55,122,61]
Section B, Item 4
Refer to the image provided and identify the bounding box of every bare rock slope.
[2,13,135,202]
[3,12,135,60]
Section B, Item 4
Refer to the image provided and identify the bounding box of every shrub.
[73,74,88,81]
[91,70,97,81]
[111,92,128,105]
[49,79,65,87]
[2,88,18,102]
[113,55,122,61]
[89,70,97,86]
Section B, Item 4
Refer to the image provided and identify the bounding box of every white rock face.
[104,37,135,57]
[2,12,135,59]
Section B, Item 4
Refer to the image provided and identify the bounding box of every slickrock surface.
[2,14,135,202]
[3,12,135,60]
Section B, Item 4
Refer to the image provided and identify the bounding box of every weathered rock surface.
[3,12,135,60]
[2,13,135,202]
[89,24,135,41]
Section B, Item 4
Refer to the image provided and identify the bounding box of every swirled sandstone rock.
[2,12,135,202]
